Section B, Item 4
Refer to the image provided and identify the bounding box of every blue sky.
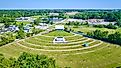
[0,0,121,9]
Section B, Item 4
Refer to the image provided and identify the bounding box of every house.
[8,25,19,32]
[65,12,79,15]
[35,23,48,30]
[23,26,32,33]
[49,18,63,22]
[88,19,104,23]
[16,17,35,22]
[67,19,83,23]
[49,13,59,16]
[89,22,116,25]
[53,37,67,43]
[55,25,64,30]
[87,19,116,25]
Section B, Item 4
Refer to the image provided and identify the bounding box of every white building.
[67,19,83,22]
[16,17,35,22]
[49,18,63,23]
[8,25,19,32]
[88,22,116,25]
[35,23,49,30]
[53,37,67,43]
[49,13,59,16]
[23,26,32,33]
[55,25,64,30]
[65,12,79,15]
[87,19,116,25]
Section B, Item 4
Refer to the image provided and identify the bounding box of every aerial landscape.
[0,0,121,68]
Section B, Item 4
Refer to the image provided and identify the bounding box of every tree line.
[87,30,121,45]
[0,52,57,68]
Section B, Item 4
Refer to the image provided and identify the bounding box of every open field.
[71,26,121,34]
[44,30,74,36]
[0,30,121,68]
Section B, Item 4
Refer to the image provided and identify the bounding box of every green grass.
[31,15,41,18]
[44,30,74,36]
[0,32,121,68]
[18,39,94,50]
[71,26,116,34]
[0,42,121,68]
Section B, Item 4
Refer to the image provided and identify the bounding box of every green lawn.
[0,41,121,68]
[71,26,118,34]
[44,30,74,36]
[0,29,121,68]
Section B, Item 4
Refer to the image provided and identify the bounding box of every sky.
[0,0,121,9]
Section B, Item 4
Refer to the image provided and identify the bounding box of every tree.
[16,30,26,39]
[0,32,16,46]
[108,32,121,45]
[0,52,57,68]
[34,18,41,25]
[4,22,11,28]
[116,19,121,27]
[32,28,43,35]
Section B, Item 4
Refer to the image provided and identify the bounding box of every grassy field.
[0,30,121,68]
[44,30,74,36]
[71,26,121,34]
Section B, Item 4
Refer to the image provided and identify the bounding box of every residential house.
[8,25,19,32]
[23,26,32,33]
[16,17,35,22]
[67,19,83,23]
[55,25,64,30]
[49,18,63,23]
[65,12,79,15]
[88,19,116,25]
[35,23,49,30]
[49,13,59,16]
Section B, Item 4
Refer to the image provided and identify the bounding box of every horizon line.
[0,8,121,10]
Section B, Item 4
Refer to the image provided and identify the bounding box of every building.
[8,25,19,32]
[53,37,67,43]
[89,22,116,25]
[35,23,49,30]
[88,19,104,23]
[55,25,64,30]
[67,19,83,23]
[65,12,79,15]
[49,18,63,23]
[16,17,35,22]
[23,26,32,33]
[49,13,59,16]
[87,19,116,25]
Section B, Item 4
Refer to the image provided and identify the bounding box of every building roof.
[49,13,59,16]
[55,25,64,30]
[53,37,67,43]
[67,19,83,22]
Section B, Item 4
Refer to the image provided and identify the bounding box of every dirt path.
[16,41,103,52]
[21,38,95,49]
[63,44,109,55]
